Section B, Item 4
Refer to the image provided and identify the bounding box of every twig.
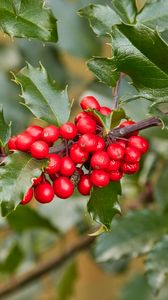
[0,235,95,298]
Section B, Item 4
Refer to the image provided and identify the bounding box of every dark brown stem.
[0,235,95,298]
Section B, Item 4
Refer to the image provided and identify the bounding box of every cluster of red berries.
[7,96,149,204]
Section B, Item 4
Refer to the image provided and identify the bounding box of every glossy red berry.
[80,96,100,111]
[120,120,139,136]
[60,156,76,176]
[125,146,141,163]
[75,112,89,123]
[128,136,149,154]
[32,175,43,186]
[107,143,125,160]
[30,140,49,159]
[109,170,123,181]
[53,177,74,199]
[34,182,54,203]
[99,106,112,115]
[117,139,127,149]
[76,116,96,134]
[8,136,18,150]
[78,133,98,152]
[121,161,139,174]
[41,125,59,144]
[45,154,62,174]
[106,160,121,172]
[16,133,35,152]
[78,175,92,195]
[94,136,105,151]
[70,144,89,164]
[90,170,110,188]
[20,187,33,205]
[60,122,77,140]
[91,151,110,170]
[26,125,43,140]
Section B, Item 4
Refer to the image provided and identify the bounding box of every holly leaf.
[111,0,137,24]
[0,151,47,216]
[94,210,168,262]
[149,106,168,129]
[78,4,120,37]
[7,205,59,233]
[14,63,71,126]
[0,0,57,42]
[87,57,119,87]
[0,105,11,146]
[145,235,168,294]
[87,181,121,230]
[0,243,24,274]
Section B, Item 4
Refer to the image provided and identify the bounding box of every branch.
[0,235,95,298]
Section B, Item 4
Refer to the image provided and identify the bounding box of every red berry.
[128,136,149,154]
[60,122,77,140]
[78,133,98,152]
[109,170,122,181]
[41,125,59,144]
[125,146,141,163]
[76,116,96,134]
[8,136,17,150]
[80,96,100,111]
[117,139,127,149]
[30,140,49,159]
[106,160,121,172]
[75,112,89,123]
[99,106,112,115]
[16,133,35,152]
[78,175,92,195]
[90,170,110,188]
[95,136,105,151]
[121,162,139,174]
[60,156,76,176]
[20,187,33,205]
[120,120,139,136]
[26,125,43,140]
[45,154,61,174]
[32,175,43,186]
[53,177,74,199]
[70,144,89,164]
[91,151,110,170]
[107,143,125,160]
[34,182,54,203]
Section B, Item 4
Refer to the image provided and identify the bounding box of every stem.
[112,73,123,110]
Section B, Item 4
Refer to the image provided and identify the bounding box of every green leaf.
[14,63,71,126]
[149,106,168,129]
[137,0,168,32]
[0,151,47,216]
[111,0,137,24]
[87,181,121,230]
[154,163,168,210]
[87,57,119,87]
[0,243,24,274]
[7,205,59,233]
[78,4,120,36]
[0,105,11,146]
[0,0,57,42]
[57,261,78,300]
[145,235,168,294]
[94,210,168,262]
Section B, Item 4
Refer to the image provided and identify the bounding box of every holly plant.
[0,0,168,299]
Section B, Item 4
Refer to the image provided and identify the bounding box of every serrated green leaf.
[87,57,119,87]
[0,105,11,146]
[94,210,168,262]
[7,205,59,233]
[111,0,137,24]
[0,0,57,42]
[0,243,24,274]
[154,163,168,210]
[14,63,71,126]
[0,151,47,216]
[78,4,120,36]
[145,235,168,294]
[57,261,78,300]
[87,181,121,230]
[149,106,168,129]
